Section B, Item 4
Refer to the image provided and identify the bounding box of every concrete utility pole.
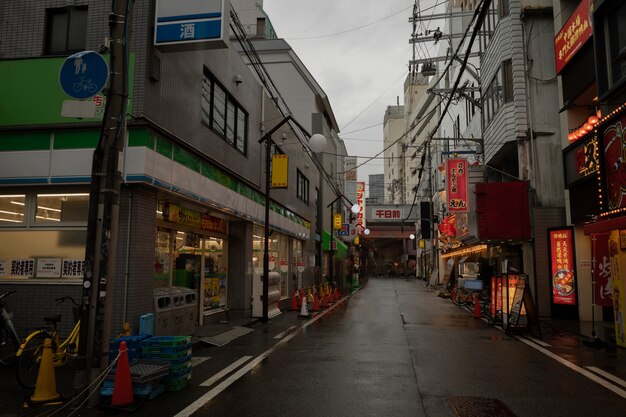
[77,0,133,391]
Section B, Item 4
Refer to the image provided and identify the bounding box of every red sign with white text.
[446,158,468,212]
[549,228,577,305]
[593,233,613,307]
[554,0,592,74]
[356,182,366,229]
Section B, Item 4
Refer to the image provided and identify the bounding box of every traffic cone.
[312,292,321,312]
[298,296,310,318]
[334,287,340,301]
[306,288,314,304]
[29,338,61,405]
[328,287,334,304]
[290,290,298,311]
[321,292,329,309]
[111,341,134,407]
[473,292,481,319]
[298,289,305,308]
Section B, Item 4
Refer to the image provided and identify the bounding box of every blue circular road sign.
[59,51,109,100]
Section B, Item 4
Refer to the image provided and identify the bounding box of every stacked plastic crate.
[141,336,192,391]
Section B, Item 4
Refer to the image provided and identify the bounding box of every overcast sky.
[262,0,444,189]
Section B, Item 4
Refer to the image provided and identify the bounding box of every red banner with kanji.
[549,228,577,305]
[446,158,468,212]
[594,233,613,307]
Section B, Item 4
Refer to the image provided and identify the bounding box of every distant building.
[367,174,384,204]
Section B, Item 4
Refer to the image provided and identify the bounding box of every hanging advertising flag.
[271,154,288,188]
[356,182,366,229]
[609,230,626,347]
[446,158,468,212]
[548,227,577,305]
[333,213,343,230]
[594,233,613,307]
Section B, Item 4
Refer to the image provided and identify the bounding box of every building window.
[201,68,248,155]
[0,194,26,224]
[499,0,510,18]
[34,193,89,223]
[44,6,88,55]
[297,170,309,205]
[608,3,626,87]
[502,60,513,102]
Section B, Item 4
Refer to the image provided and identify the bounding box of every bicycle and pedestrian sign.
[59,51,109,100]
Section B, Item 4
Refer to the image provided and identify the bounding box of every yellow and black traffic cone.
[29,338,61,405]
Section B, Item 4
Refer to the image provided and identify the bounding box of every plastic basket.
[168,361,192,379]
[141,336,192,353]
[141,348,192,361]
[163,371,192,392]
[107,359,171,384]
[110,334,150,350]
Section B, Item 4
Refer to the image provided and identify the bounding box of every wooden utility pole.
[77,0,133,390]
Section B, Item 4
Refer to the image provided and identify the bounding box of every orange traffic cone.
[290,290,298,311]
[473,292,481,319]
[298,296,310,318]
[312,292,321,312]
[29,338,61,405]
[112,341,134,407]
[334,287,340,301]
[298,289,305,308]
[328,287,334,304]
[321,292,329,309]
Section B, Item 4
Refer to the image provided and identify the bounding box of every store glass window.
[155,228,172,286]
[35,193,89,223]
[252,225,290,298]
[0,194,26,224]
[292,239,303,290]
[202,237,227,312]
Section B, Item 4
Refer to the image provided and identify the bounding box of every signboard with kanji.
[554,0,593,74]
[356,182,366,229]
[154,0,228,48]
[446,158,468,212]
[548,227,577,305]
[271,154,288,189]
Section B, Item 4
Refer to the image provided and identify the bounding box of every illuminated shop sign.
[164,203,227,234]
[356,182,366,229]
[548,228,577,305]
[446,158,468,212]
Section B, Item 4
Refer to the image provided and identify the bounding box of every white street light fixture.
[308,133,327,153]
[364,228,370,235]
[410,233,415,240]
[350,203,360,214]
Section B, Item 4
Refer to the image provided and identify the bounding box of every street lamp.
[259,115,326,323]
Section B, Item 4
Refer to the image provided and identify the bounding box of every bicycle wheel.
[0,326,20,366]
[16,331,55,389]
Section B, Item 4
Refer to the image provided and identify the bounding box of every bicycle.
[0,290,20,366]
[15,296,81,389]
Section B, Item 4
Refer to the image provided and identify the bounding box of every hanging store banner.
[554,0,593,74]
[593,233,613,307]
[609,230,626,347]
[602,112,626,212]
[333,213,343,230]
[548,228,577,305]
[356,182,366,229]
[344,157,357,181]
[271,154,288,189]
[446,158,468,212]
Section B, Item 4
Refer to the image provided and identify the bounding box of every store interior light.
[0,217,22,223]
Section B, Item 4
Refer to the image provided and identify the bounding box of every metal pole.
[77,0,132,392]
[329,204,334,285]
[262,134,272,323]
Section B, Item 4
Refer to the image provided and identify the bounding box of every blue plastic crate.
[141,336,191,350]
[139,313,155,337]
[110,334,150,351]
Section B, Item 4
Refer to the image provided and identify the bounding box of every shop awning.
[583,216,626,235]
[322,231,348,259]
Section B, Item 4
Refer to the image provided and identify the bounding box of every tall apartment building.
[367,174,384,204]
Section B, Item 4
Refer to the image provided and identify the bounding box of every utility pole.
[427,141,435,275]
[77,0,133,391]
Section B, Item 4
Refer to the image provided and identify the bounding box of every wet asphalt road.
[3,277,626,416]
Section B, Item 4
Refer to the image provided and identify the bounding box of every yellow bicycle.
[15,296,81,389]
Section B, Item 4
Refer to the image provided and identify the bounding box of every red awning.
[583,216,626,235]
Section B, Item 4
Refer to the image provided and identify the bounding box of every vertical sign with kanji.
[609,230,626,347]
[446,158,468,212]
[548,228,577,305]
[356,182,366,229]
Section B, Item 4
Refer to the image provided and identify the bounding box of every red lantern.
[584,123,593,131]
[588,115,599,125]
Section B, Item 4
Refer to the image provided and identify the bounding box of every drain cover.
[448,396,518,417]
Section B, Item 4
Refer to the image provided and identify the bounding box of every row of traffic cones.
[292,284,343,318]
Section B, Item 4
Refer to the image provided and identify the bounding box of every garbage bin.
[153,288,173,336]
[176,288,197,335]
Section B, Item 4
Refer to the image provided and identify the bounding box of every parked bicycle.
[0,290,20,366]
[15,296,81,389]
[450,285,490,307]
